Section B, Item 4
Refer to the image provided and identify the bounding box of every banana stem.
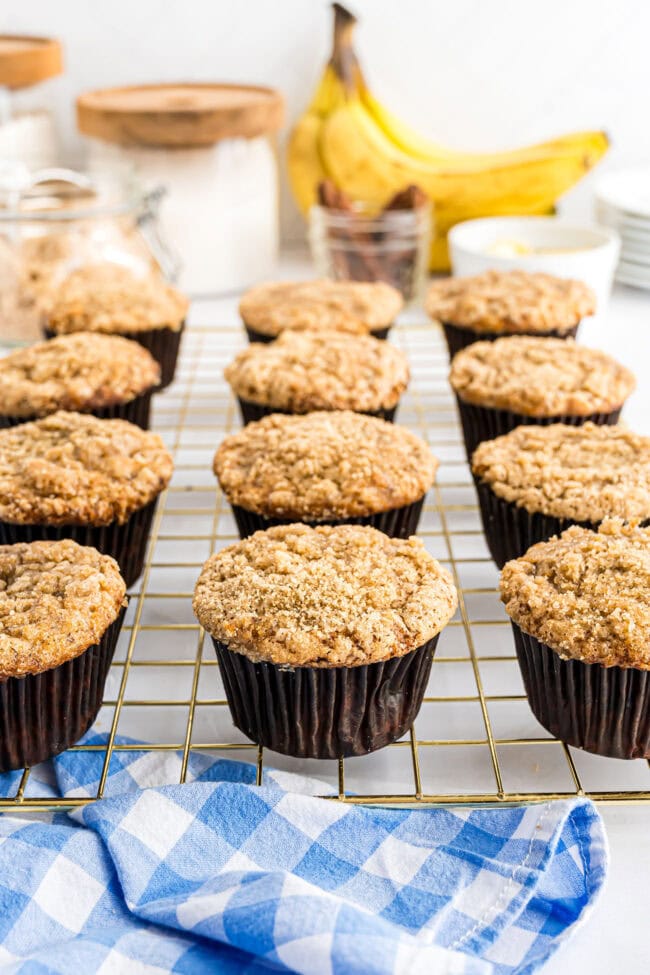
[330,3,362,93]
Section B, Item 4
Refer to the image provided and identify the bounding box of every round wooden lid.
[0,35,63,89]
[77,83,285,147]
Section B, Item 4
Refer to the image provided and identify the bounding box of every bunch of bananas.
[287,4,609,271]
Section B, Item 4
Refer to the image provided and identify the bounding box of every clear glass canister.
[77,83,285,297]
[0,35,63,170]
[0,167,178,345]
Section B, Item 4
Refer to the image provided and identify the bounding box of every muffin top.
[46,263,189,335]
[194,523,457,667]
[214,411,438,520]
[0,539,126,680]
[0,411,173,527]
[239,279,403,337]
[426,270,595,334]
[0,332,160,418]
[449,336,635,416]
[500,520,650,669]
[473,423,650,522]
[225,330,409,413]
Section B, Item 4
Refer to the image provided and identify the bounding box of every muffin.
[239,279,403,342]
[500,520,650,759]
[0,332,160,430]
[0,411,173,587]
[0,539,126,771]
[194,524,457,758]
[426,270,596,357]
[44,263,189,388]
[225,329,409,424]
[472,423,650,567]
[449,336,635,459]
[214,411,438,539]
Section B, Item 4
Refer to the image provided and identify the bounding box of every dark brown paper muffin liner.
[229,496,425,540]
[213,633,440,759]
[512,623,650,759]
[0,498,158,589]
[456,396,622,461]
[244,324,392,344]
[441,321,580,359]
[0,389,154,431]
[237,397,398,425]
[0,605,126,772]
[45,322,185,390]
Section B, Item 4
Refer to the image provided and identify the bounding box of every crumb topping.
[194,523,457,667]
[449,336,635,416]
[214,411,438,519]
[0,332,160,418]
[46,264,189,334]
[0,539,126,679]
[0,411,173,526]
[225,330,409,412]
[500,520,650,668]
[426,270,595,333]
[239,279,403,336]
[473,423,650,522]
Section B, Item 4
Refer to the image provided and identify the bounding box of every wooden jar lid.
[0,35,63,89]
[77,83,285,147]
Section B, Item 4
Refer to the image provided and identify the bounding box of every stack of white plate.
[595,168,650,290]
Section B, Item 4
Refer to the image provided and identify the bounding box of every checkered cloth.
[0,735,607,975]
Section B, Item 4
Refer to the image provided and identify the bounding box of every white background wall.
[3,0,650,241]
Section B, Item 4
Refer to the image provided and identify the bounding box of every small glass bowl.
[308,200,431,303]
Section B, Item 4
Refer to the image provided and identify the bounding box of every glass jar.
[309,201,432,303]
[0,167,178,346]
[77,83,284,297]
[0,35,63,169]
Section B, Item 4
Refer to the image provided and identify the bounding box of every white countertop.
[191,257,650,975]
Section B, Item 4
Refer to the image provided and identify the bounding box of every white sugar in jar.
[77,83,284,297]
[0,34,63,170]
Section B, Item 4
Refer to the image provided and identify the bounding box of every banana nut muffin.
[0,411,174,587]
[0,538,127,771]
[225,329,409,422]
[214,411,437,536]
[0,332,160,428]
[500,520,650,758]
[239,279,403,340]
[45,263,189,389]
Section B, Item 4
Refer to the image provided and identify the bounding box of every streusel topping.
[426,270,595,333]
[194,524,457,667]
[473,423,650,522]
[500,520,650,668]
[0,333,160,418]
[0,539,126,679]
[239,279,403,336]
[225,330,409,413]
[46,264,188,334]
[450,336,635,416]
[214,412,437,519]
[0,411,173,526]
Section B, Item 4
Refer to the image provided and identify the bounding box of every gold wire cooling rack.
[3,321,650,812]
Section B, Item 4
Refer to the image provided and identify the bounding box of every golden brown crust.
[500,520,650,669]
[239,279,403,336]
[472,423,650,522]
[225,330,409,413]
[0,333,160,418]
[214,411,438,519]
[193,524,457,667]
[46,264,189,335]
[0,411,173,526]
[426,270,595,333]
[449,336,635,416]
[0,539,126,680]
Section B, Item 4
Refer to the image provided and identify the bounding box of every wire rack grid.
[3,319,650,812]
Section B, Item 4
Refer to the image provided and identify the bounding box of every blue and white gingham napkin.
[0,735,607,975]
